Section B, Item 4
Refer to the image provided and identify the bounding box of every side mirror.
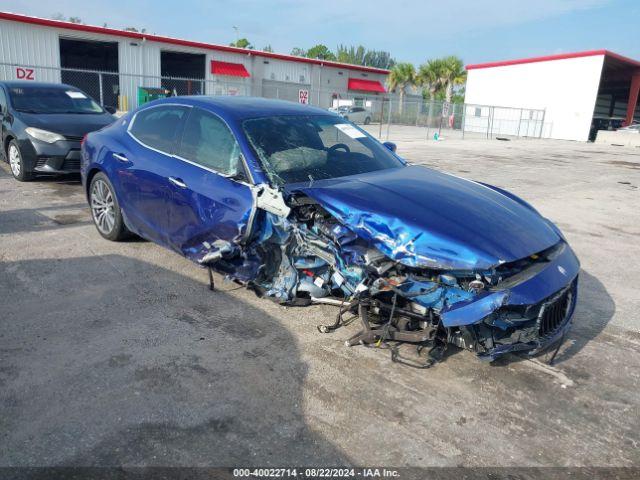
[104,105,117,115]
[383,141,397,153]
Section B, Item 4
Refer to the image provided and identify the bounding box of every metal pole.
[386,98,392,141]
[539,109,546,138]
[461,103,467,140]
[98,73,104,106]
[378,98,385,139]
[517,108,523,137]
[317,64,322,106]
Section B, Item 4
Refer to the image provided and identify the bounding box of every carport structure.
[594,51,640,127]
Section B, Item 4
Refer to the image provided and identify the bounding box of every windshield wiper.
[15,109,44,113]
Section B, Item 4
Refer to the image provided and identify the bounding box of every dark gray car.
[0,81,115,181]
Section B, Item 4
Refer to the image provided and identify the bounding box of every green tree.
[290,47,306,57]
[440,56,467,103]
[230,38,253,49]
[417,59,445,121]
[336,45,395,69]
[306,44,336,61]
[386,62,416,115]
[263,45,273,52]
[336,45,365,65]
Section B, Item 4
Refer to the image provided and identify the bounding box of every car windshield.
[242,115,404,185]
[8,86,104,114]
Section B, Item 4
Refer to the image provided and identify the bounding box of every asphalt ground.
[1,130,639,469]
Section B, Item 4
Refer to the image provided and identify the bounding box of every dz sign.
[16,67,35,80]
[298,89,309,104]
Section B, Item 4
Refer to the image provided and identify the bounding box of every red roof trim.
[347,78,386,93]
[211,60,250,77]
[466,50,640,70]
[0,11,390,75]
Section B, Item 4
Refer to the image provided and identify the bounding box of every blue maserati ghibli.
[81,96,579,364]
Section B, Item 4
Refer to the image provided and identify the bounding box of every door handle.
[168,176,188,188]
[113,153,129,162]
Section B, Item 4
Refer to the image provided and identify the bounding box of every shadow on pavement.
[0,255,349,466]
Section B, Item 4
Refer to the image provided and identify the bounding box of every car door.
[165,107,255,262]
[116,104,190,245]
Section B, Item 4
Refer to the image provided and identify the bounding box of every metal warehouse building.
[464,50,640,142]
[0,11,389,111]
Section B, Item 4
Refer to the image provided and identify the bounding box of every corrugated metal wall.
[0,18,388,109]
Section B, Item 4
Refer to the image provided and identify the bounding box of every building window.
[299,75,305,83]
[270,73,275,80]
[474,107,481,117]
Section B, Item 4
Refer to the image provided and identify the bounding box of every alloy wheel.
[9,145,21,177]
[91,179,116,235]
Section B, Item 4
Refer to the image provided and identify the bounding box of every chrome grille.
[538,284,574,338]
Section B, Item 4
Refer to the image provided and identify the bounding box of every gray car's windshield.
[243,115,403,185]
[8,86,104,114]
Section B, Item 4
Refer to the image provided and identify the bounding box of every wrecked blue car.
[81,97,579,364]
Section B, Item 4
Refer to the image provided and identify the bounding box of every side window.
[130,106,189,154]
[179,108,241,175]
[0,87,7,115]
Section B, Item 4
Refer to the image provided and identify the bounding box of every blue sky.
[3,0,639,65]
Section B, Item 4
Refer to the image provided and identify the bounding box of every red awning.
[211,60,250,77]
[348,78,386,93]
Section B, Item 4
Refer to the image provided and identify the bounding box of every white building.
[0,11,389,111]
[464,50,640,141]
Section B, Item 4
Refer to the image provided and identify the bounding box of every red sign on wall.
[298,89,309,104]
[16,67,35,80]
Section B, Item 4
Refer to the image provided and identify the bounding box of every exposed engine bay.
[201,190,579,367]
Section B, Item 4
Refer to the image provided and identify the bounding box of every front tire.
[89,172,128,241]
[8,140,33,182]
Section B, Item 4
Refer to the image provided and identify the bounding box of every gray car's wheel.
[364,116,371,125]
[89,172,128,241]
[8,140,33,182]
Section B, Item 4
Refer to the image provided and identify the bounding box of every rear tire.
[8,140,33,182]
[364,116,371,125]
[89,172,128,241]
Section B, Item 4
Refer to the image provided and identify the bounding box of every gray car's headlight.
[25,127,65,143]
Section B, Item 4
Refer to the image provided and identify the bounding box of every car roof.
[147,96,334,120]
[0,81,81,90]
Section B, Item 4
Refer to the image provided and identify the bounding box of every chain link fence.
[1,62,549,141]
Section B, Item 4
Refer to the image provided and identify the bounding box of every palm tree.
[417,59,445,123]
[386,63,416,115]
[440,56,467,104]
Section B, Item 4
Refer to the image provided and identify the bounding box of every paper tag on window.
[313,276,325,288]
[66,91,87,99]
[331,271,344,287]
[335,123,366,139]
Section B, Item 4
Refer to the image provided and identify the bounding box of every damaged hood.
[288,165,560,270]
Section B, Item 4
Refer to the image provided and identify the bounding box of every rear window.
[8,86,104,114]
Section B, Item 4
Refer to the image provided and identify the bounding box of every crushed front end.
[205,192,579,364]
